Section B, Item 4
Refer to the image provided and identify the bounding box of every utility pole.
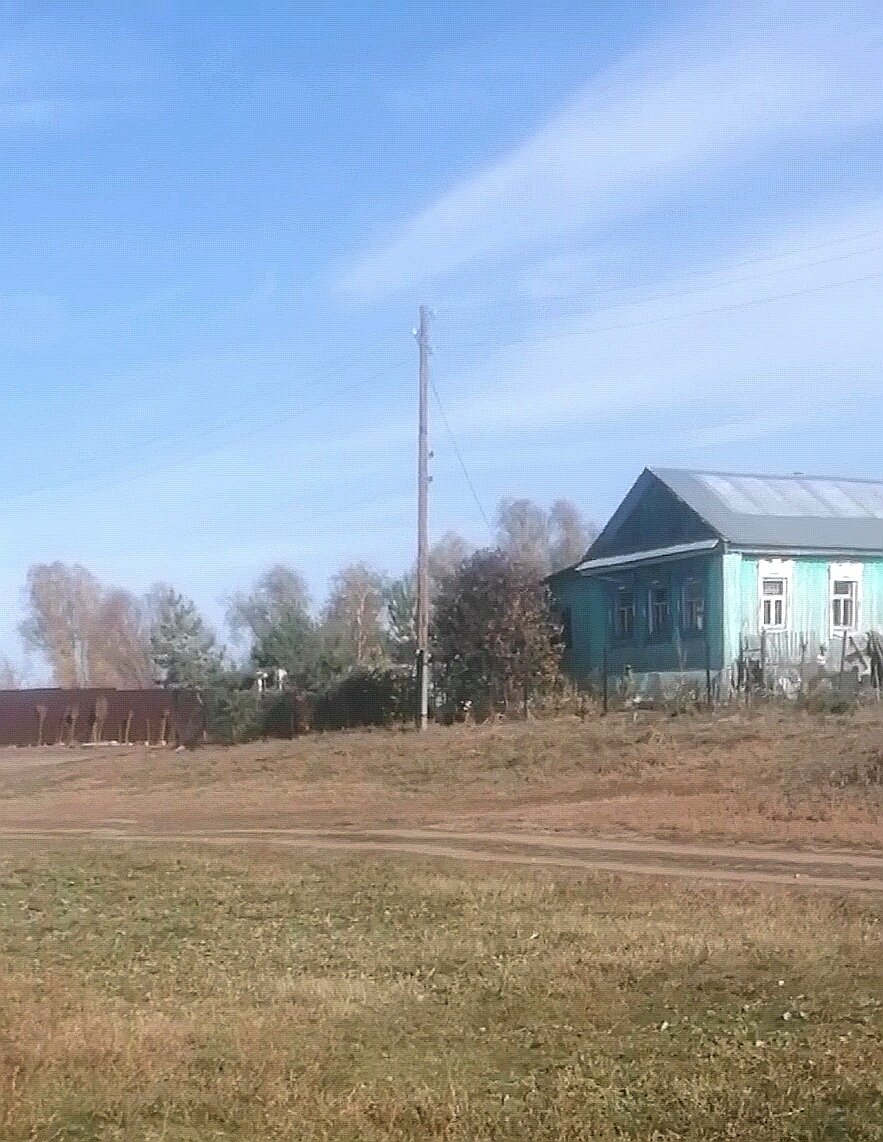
[415,305,431,730]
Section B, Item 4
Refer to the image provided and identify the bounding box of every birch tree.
[323,562,388,668]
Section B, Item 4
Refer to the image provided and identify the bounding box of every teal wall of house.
[551,570,603,681]
[555,553,883,683]
[551,467,883,685]
[552,553,724,681]
[722,553,883,663]
[867,562,883,628]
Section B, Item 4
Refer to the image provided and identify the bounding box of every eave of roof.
[576,539,721,573]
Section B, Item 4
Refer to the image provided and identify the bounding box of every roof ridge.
[649,466,882,485]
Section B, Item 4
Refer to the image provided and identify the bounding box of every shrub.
[202,667,417,742]
[203,686,263,744]
[313,667,415,731]
[802,685,858,717]
[261,691,314,738]
[432,548,563,717]
[831,751,883,788]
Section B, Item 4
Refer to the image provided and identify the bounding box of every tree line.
[6,497,595,720]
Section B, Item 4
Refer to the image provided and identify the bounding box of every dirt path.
[2,825,881,892]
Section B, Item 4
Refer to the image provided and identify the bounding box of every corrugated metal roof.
[651,468,883,553]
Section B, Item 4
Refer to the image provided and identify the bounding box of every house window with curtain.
[615,588,635,640]
[758,558,793,633]
[648,583,670,637]
[682,578,704,634]
[761,577,787,629]
[829,562,862,637]
[831,579,857,632]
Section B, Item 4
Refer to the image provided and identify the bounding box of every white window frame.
[761,578,787,630]
[829,562,862,637]
[758,558,793,632]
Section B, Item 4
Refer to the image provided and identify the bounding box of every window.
[615,588,635,639]
[758,559,793,633]
[682,578,705,634]
[761,577,787,629]
[648,583,670,636]
[829,562,862,637]
[831,580,857,631]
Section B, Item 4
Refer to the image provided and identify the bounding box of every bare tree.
[495,498,550,573]
[20,564,101,686]
[92,589,153,687]
[548,498,596,571]
[19,562,152,687]
[323,562,388,668]
[0,655,26,690]
[227,564,311,648]
[495,497,595,576]
[429,530,474,592]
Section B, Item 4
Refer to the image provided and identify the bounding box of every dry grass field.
[0,705,879,846]
[0,845,880,1141]
[0,708,880,1139]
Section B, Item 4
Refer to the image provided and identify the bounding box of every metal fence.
[0,687,204,747]
[737,629,881,696]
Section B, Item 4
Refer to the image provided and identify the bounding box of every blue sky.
[1,2,881,668]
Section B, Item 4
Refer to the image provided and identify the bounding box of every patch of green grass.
[0,846,880,1140]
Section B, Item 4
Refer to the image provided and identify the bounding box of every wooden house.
[550,468,883,696]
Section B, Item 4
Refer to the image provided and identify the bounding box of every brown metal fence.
[0,687,204,747]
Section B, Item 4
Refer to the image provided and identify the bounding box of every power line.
[203,481,415,543]
[437,268,883,354]
[437,225,883,316]
[429,374,493,534]
[0,335,406,501]
[0,356,411,506]
[443,241,883,329]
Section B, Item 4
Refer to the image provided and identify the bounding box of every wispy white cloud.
[0,95,139,130]
[340,4,883,298]
[0,24,156,132]
[676,412,814,450]
[435,202,883,442]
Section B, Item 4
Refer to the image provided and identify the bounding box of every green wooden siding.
[557,553,883,684]
[552,553,724,680]
[721,552,742,665]
[793,560,830,638]
[865,560,883,628]
[552,571,605,681]
[721,554,883,666]
[738,555,756,635]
